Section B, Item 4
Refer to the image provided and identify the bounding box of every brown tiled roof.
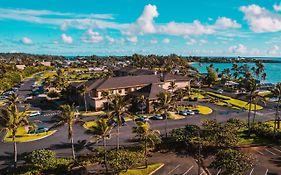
[69,82,83,88]
[86,73,190,91]
[129,83,165,99]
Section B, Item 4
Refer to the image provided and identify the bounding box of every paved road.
[0,78,280,172]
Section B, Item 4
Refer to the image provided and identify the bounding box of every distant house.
[40,61,52,67]
[16,64,26,70]
[69,73,190,111]
[113,67,156,77]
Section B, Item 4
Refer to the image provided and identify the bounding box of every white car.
[29,111,41,117]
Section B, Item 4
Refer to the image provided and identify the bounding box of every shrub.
[107,149,146,173]
[24,149,73,172]
[47,90,60,98]
[25,149,57,170]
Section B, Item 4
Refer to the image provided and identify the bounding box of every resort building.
[70,73,191,112]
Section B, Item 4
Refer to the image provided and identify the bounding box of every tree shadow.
[49,140,96,152]
[0,151,29,166]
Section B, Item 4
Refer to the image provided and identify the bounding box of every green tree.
[78,84,88,112]
[272,83,281,134]
[51,104,81,160]
[101,90,112,111]
[0,93,30,168]
[204,66,218,87]
[154,92,175,138]
[88,119,112,172]
[107,149,146,173]
[132,122,161,167]
[136,95,146,114]
[210,149,254,175]
[168,80,177,93]
[109,94,132,150]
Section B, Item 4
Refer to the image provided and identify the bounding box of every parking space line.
[272,147,281,153]
[216,169,221,175]
[265,169,268,175]
[167,164,181,175]
[265,149,276,155]
[249,168,254,175]
[256,150,264,155]
[182,165,194,175]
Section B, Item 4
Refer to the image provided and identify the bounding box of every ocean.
[192,62,281,84]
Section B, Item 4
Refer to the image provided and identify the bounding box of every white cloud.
[127,36,138,43]
[240,4,281,32]
[228,44,248,54]
[162,38,170,44]
[157,20,215,36]
[150,39,158,44]
[21,37,32,44]
[274,2,281,12]
[215,17,241,28]
[267,45,280,55]
[186,38,197,45]
[81,29,103,43]
[186,38,208,45]
[105,36,115,44]
[61,33,73,44]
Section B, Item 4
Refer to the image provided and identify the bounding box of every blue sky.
[1,0,281,56]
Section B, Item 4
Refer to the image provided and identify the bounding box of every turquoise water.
[192,63,281,84]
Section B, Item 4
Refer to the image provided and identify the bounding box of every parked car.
[217,89,223,94]
[179,110,195,116]
[149,114,164,120]
[135,116,149,122]
[28,126,49,134]
[29,111,41,117]
[192,109,200,114]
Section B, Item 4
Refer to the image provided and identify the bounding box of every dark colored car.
[28,126,49,134]
[149,114,164,120]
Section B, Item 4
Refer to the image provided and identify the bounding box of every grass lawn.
[83,121,98,130]
[207,92,263,110]
[4,127,56,143]
[80,111,106,117]
[258,90,271,97]
[237,122,281,145]
[120,163,164,175]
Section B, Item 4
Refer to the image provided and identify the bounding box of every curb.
[149,163,165,175]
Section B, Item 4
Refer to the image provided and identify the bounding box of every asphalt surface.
[0,78,280,173]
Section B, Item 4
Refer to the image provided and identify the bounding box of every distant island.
[1,53,281,64]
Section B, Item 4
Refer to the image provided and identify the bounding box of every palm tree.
[0,93,29,168]
[272,83,281,135]
[154,92,175,138]
[53,69,67,90]
[137,95,146,114]
[168,80,177,93]
[101,90,112,111]
[109,94,132,150]
[132,122,161,168]
[251,92,266,123]
[246,79,257,130]
[52,104,81,159]
[89,119,112,172]
[78,84,88,112]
